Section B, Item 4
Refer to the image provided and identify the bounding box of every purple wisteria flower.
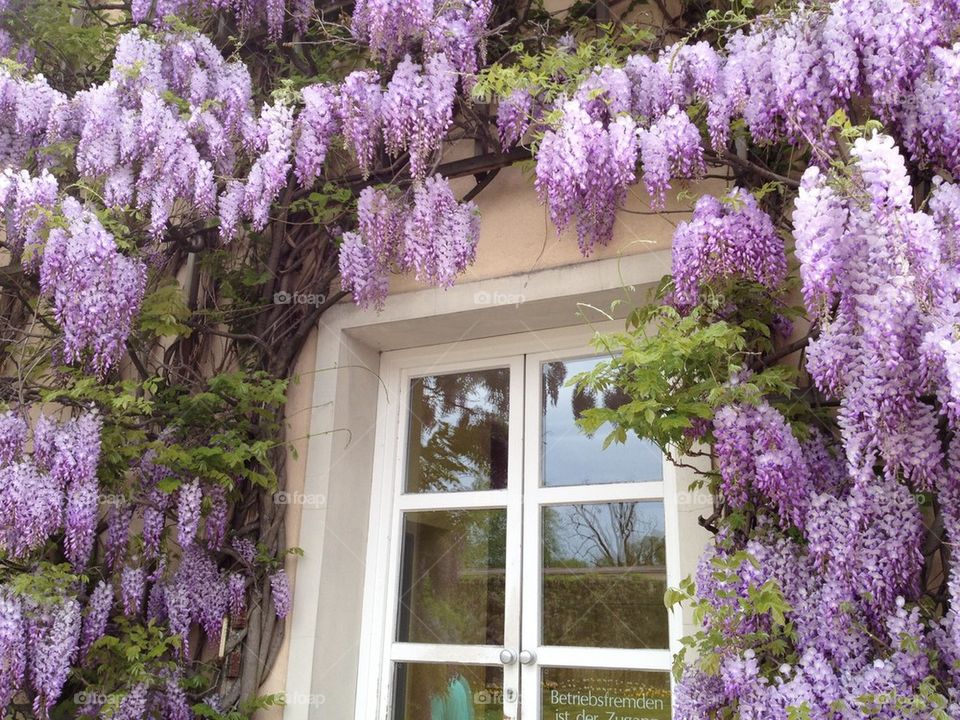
[80,581,114,659]
[535,99,638,252]
[26,597,80,720]
[0,411,26,466]
[39,198,147,375]
[176,479,203,547]
[120,566,146,616]
[670,188,786,311]
[270,569,291,619]
[638,105,704,209]
[0,591,25,710]
[339,70,383,179]
[382,54,457,180]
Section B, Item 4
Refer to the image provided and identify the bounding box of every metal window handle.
[499,648,517,665]
[518,649,536,665]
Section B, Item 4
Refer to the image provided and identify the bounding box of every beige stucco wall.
[389,167,728,296]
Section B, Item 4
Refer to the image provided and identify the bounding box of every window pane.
[541,357,662,487]
[397,509,506,645]
[542,502,668,649]
[392,663,504,720]
[406,369,510,493]
[541,668,671,720]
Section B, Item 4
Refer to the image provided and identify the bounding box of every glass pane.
[406,368,510,492]
[392,663,504,720]
[541,357,662,487]
[541,668,671,720]
[397,509,506,645]
[542,502,668,649]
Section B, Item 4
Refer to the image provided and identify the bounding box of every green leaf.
[139,281,192,338]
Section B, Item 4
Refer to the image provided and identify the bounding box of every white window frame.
[355,323,685,720]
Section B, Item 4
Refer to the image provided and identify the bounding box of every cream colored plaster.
[388,166,729,294]
[254,326,318,720]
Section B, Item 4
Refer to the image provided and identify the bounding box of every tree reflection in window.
[542,502,669,649]
[405,368,510,492]
[541,358,662,487]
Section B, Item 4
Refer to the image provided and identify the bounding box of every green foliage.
[153,371,289,489]
[572,294,797,461]
[139,280,193,338]
[193,694,285,720]
[85,618,183,687]
[6,1,121,89]
[287,182,355,226]
[474,25,654,144]
[6,562,84,603]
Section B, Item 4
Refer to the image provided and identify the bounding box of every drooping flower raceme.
[26,597,81,720]
[120,566,146,617]
[351,0,491,83]
[712,402,812,530]
[670,189,786,311]
[339,177,478,309]
[402,175,479,287]
[350,0,434,63]
[338,70,383,179]
[0,168,58,257]
[338,186,406,310]
[131,0,313,39]
[0,411,26,466]
[382,54,457,180]
[794,135,944,486]
[899,42,960,175]
[39,197,147,376]
[0,591,25,710]
[294,83,339,187]
[176,479,203,547]
[638,106,705,209]
[496,88,534,150]
[80,581,114,659]
[270,569,291,619]
[535,99,638,253]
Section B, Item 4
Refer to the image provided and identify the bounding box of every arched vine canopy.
[2,0,960,718]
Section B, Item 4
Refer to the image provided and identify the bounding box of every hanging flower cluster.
[535,99,638,253]
[382,54,458,181]
[0,412,97,716]
[351,0,492,85]
[39,197,147,376]
[130,0,314,39]
[0,409,289,718]
[795,135,948,486]
[339,176,479,309]
[669,189,786,312]
[531,0,960,258]
[675,133,960,719]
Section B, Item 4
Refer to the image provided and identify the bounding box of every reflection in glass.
[397,510,506,645]
[541,668,671,720]
[406,369,510,493]
[541,357,662,487]
[393,663,503,720]
[542,502,668,649]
